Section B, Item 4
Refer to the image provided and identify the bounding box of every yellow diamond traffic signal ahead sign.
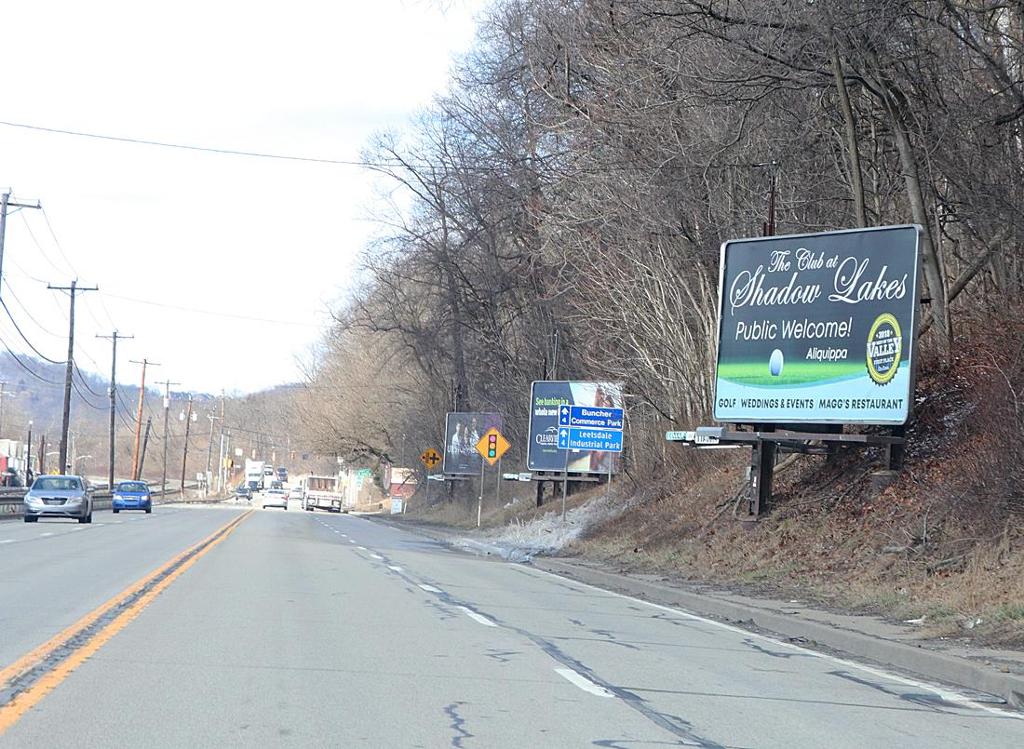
[420,447,442,471]
[475,428,510,466]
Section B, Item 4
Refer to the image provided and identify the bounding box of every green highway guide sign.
[714,225,920,425]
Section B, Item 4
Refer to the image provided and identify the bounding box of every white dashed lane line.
[458,606,497,628]
[388,565,403,572]
[0,539,13,544]
[555,668,615,698]
[39,532,53,538]
[418,584,442,594]
[370,553,383,560]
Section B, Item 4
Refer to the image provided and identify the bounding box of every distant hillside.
[0,352,215,479]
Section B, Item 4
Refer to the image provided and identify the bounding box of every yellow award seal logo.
[866,313,902,385]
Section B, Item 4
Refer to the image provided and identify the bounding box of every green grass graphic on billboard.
[714,225,920,425]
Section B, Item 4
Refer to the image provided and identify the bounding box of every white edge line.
[555,668,614,698]
[458,606,497,628]
[522,565,1022,719]
[418,584,442,594]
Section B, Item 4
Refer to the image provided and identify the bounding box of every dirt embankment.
[409,310,1024,646]
[574,311,1024,646]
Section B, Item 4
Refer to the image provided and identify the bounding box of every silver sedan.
[23,475,94,523]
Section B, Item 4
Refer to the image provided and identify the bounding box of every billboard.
[528,382,624,473]
[442,412,502,475]
[714,225,920,425]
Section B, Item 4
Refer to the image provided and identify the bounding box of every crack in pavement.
[443,701,473,748]
[333,530,726,747]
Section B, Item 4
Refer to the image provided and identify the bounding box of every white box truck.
[303,475,344,513]
[245,460,266,490]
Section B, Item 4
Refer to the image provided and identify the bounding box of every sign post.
[420,447,441,505]
[555,405,625,520]
[474,427,510,527]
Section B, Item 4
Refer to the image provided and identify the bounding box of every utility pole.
[25,420,32,485]
[97,332,133,489]
[156,379,179,495]
[138,416,153,477]
[128,358,159,480]
[205,412,220,496]
[180,394,194,495]
[48,280,98,473]
[0,381,6,437]
[0,192,40,294]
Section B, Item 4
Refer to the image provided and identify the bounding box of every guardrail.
[0,482,208,521]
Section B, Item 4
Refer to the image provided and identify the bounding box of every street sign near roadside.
[475,428,510,466]
[558,405,624,430]
[420,447,442,471]
[557,426,623,453]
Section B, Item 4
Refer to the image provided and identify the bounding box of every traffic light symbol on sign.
[476,428,510,466]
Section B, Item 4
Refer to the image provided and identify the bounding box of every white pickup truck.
[302,475,345,513]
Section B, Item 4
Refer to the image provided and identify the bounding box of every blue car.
[112,481,152,514]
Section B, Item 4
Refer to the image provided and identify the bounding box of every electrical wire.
[99,290,319,327]
[0,298,66,364]
[0,120,370,167]
[39,206,80,277]
[0,280,65,340]
[17,212,68,277]
[0,337,63,385]
[73,362,106,399]
[71,378,106,411]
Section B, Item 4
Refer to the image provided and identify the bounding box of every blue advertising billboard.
[528,382,624,472]
[714,225,920,425]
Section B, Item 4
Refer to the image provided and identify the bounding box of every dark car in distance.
[235,484,253,501]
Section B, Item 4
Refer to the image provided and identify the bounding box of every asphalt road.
[1,504,1023,747]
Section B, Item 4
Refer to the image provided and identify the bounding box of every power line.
[0,297,65,364]
[39,207,79,277]
[100,290,319,327]
[0,120,370,167]
[70,377,106,411]
[16,211,66,277]
[73,362,105,398]
[0,279,65,340]
[0,336,62,385]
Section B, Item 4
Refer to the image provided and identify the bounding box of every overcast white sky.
[0,0,485,394]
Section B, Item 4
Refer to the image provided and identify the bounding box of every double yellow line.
[0,509,252,735]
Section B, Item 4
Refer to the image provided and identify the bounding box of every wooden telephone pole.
[97,331,133,489]
[129,358,159,480]
[180,394,194,495]
[47,280,97,474]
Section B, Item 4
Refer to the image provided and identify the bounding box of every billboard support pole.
[887,425,906,471]
[561,474,568,521]
[748,427,777,518]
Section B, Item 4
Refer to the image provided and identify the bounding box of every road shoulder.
[370,513,1024,710]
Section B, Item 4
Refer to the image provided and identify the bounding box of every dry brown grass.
[572,309,1024,646]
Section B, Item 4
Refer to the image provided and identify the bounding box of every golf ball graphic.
[769,349,784,377]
